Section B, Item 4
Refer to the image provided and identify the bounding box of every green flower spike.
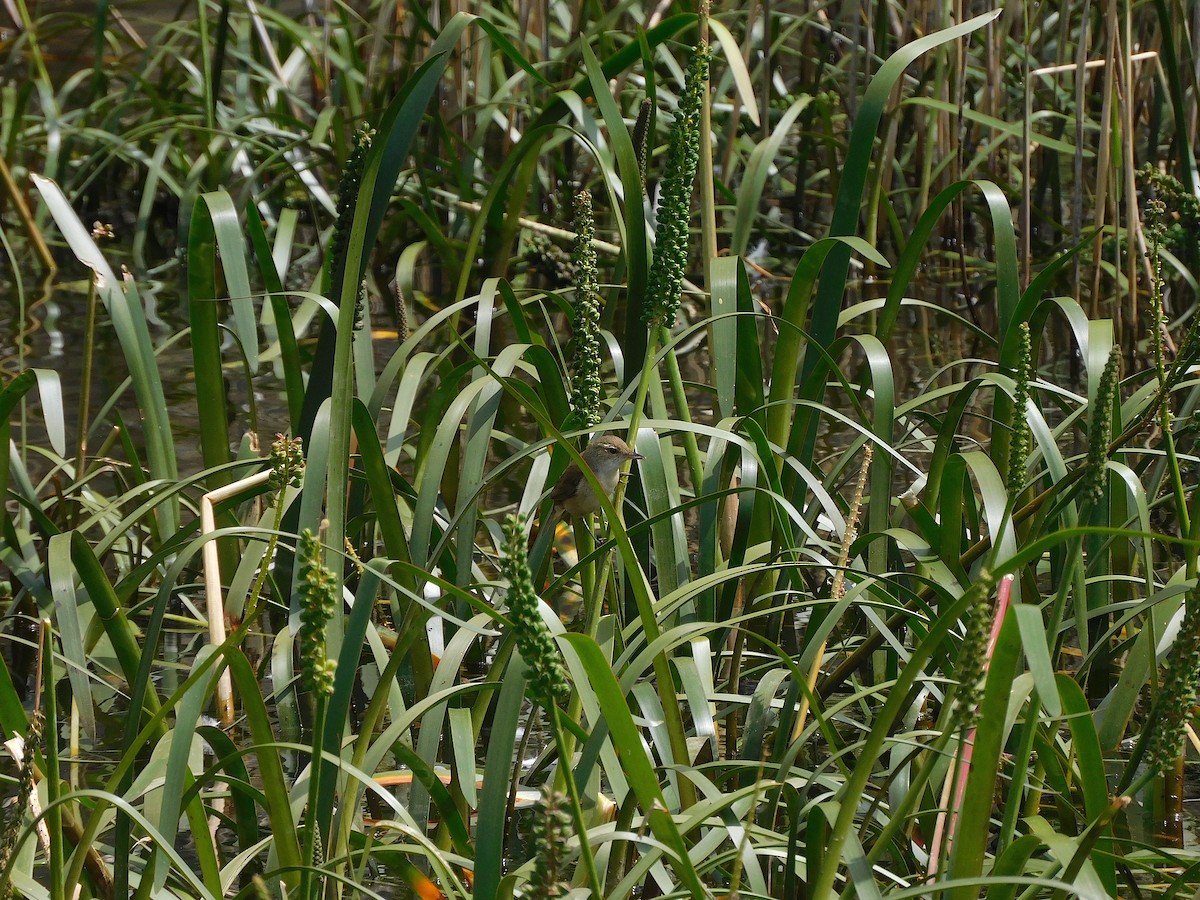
[1084,347,1120,509]
[500,513,568,708]
[949,572,1000,735]
[1145,588,1200,773]
[1145,197,1171,424]
[269,432,304,493]
[569,190,603,428]
[632,97,653,190]
[643,40,710,330]
[525,787,572,898]
[1006,322,1032,499]
[0,713,41,896]
[325,124,375,294]
[297,525,337,696]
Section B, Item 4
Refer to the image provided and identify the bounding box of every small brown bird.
[533,435,643,545]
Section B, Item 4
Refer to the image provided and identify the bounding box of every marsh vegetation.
[3,0,1200,897]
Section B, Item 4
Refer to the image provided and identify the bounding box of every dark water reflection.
[2,269,230,472]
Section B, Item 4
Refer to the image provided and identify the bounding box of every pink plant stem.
[928,573,1015,876]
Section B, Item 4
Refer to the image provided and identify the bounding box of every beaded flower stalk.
[326,125,374,296]
[245,434,304,623]
[1140,193,1200,780]
[642,40,710,333]
[499,514,600,897]
[501,514,569,709]
[296,523,338,899]
[1083,346,1120,511]
[1005,322,1032,501]
[569,190,604,430]
[624,36,712,516]
[524,788,572,898]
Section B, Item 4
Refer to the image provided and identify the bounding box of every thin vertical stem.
[1021,0,1032,286]
[41,620,64,900]
[300,698,328,900]
[75,279,98,492]
[550,704,604,898]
